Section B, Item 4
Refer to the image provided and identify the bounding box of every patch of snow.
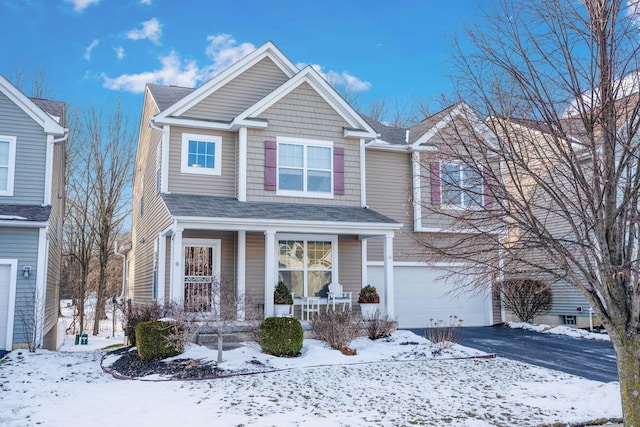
[508,322,611,342]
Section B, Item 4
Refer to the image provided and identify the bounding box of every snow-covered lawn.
[0,326,622,427]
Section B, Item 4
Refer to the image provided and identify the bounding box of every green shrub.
[124,301,167,346]
[274,280,293,304]
[135,320,184,361]
[258,317,303,357]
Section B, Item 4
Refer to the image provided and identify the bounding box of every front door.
[183,239,220,312]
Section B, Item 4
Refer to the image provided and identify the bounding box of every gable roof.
[155,41,298,122]
[0,204,51,223]
[236,65,378,137]
[0,74,66,136]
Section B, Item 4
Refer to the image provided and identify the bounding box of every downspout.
[149,118,163,132]
[50,129,69,144]
[114,241,127,301]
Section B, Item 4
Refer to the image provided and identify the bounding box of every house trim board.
[35,228,48,347]
[0,259,18,351]
[161,125,170,194]
[43,135,54,205]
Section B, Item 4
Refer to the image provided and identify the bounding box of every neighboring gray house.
[0,74,67,352]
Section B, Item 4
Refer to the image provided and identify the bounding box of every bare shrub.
[501,279,552,324]
[363,310,396,340]
[310,308,361,350]
[426,315,463,355]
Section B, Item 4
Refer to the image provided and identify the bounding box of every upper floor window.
[0,135,17,196]
[439,162,483,209]
[181,133,222,176]
[277,137,332,197]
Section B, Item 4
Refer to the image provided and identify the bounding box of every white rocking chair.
[327,282,352,311]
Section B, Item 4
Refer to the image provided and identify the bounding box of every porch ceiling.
[161,194,401,233]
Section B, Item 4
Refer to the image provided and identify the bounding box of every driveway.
[406,325,618,382]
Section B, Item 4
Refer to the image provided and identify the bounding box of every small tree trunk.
[217,330,223,363]
[615,335,640,426]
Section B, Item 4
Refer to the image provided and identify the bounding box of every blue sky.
[0,0,483,121]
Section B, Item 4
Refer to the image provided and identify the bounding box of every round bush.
[259,317,303,357]
[135,320,183,361]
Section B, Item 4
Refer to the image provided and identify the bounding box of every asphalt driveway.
[406,325,618,383]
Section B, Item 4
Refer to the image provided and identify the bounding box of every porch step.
[196,333,244,350]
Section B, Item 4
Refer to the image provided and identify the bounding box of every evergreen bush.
[135,320,183,361]
[258,317,303,357]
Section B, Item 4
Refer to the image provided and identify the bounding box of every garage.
[368,265,493,328]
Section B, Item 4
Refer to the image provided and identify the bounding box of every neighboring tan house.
[490,116,596,328]
[364,103,503,328]
[0,74,68,352]
[128,42,402,321]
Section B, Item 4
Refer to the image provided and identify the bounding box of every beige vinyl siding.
[130,92,172,303]
[365,149,421,261]
[246,82,361,206]
[337,236,362,297]
[167,127,237,196]
[0,90,47,204]
[184,57,290,122]
[245,232,266,316]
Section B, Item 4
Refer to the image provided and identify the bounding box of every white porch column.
[237,230,246,320]
[383,233,395,318]
[157,233,167,304]
[264,230,276,318]
[170,227,183,302]
[238,127,247,202]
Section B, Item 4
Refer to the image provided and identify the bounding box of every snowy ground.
[509,322,611,342]
[0,305,623,427]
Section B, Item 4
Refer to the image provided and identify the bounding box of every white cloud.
[140,0,152,4]
[126,18,162,45]
[64,0,99,12]
[114,47,125,60]
[201,34,256,77]
[84,39,99,61]
[102,51,200,93]
[302,63,371,92]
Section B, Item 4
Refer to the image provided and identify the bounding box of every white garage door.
[0,263,15,351]
[368,266,493,328]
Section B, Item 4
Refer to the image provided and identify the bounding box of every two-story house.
[0,74,67,352]
[363,103,503,328]
[128,42,402,321]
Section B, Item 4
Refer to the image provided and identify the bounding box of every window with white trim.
[441,162,483,209]
[278,236,335,298]
[0,136,17,196]
[181,133,222,175]
[277,137,332,197]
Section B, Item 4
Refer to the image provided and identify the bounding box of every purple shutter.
[483,169,494,208]
[333,147,345,195]
[430,162,441,206]
[264,141,277,191]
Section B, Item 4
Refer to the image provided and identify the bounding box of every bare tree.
[66,101,134,336]
[415,1,640,423]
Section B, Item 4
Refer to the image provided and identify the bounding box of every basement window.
[562,315,577,325]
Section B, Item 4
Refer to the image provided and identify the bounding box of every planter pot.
[359,303,379,319]
[274,304,292,317]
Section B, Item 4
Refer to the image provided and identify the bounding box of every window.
[440,162,483,209]
[278,237,335,298]
[0,136,16,196]
[277,137,332,196]
[181,133,222,176]
[563,315,577,325]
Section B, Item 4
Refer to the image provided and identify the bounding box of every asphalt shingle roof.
[147,84,195,112]
[31,98,66,125]
[0,205,51,222]
[161,194,399,225]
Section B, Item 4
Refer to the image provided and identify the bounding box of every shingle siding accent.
[246,82,361,205]
[167,127,237,196]
[184,57,289,122]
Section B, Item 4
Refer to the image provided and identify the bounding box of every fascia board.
[0,74,65,136]
[172,215,403,234]
[157,42,299,120]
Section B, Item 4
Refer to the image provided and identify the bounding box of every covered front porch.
[156,194,401,320]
